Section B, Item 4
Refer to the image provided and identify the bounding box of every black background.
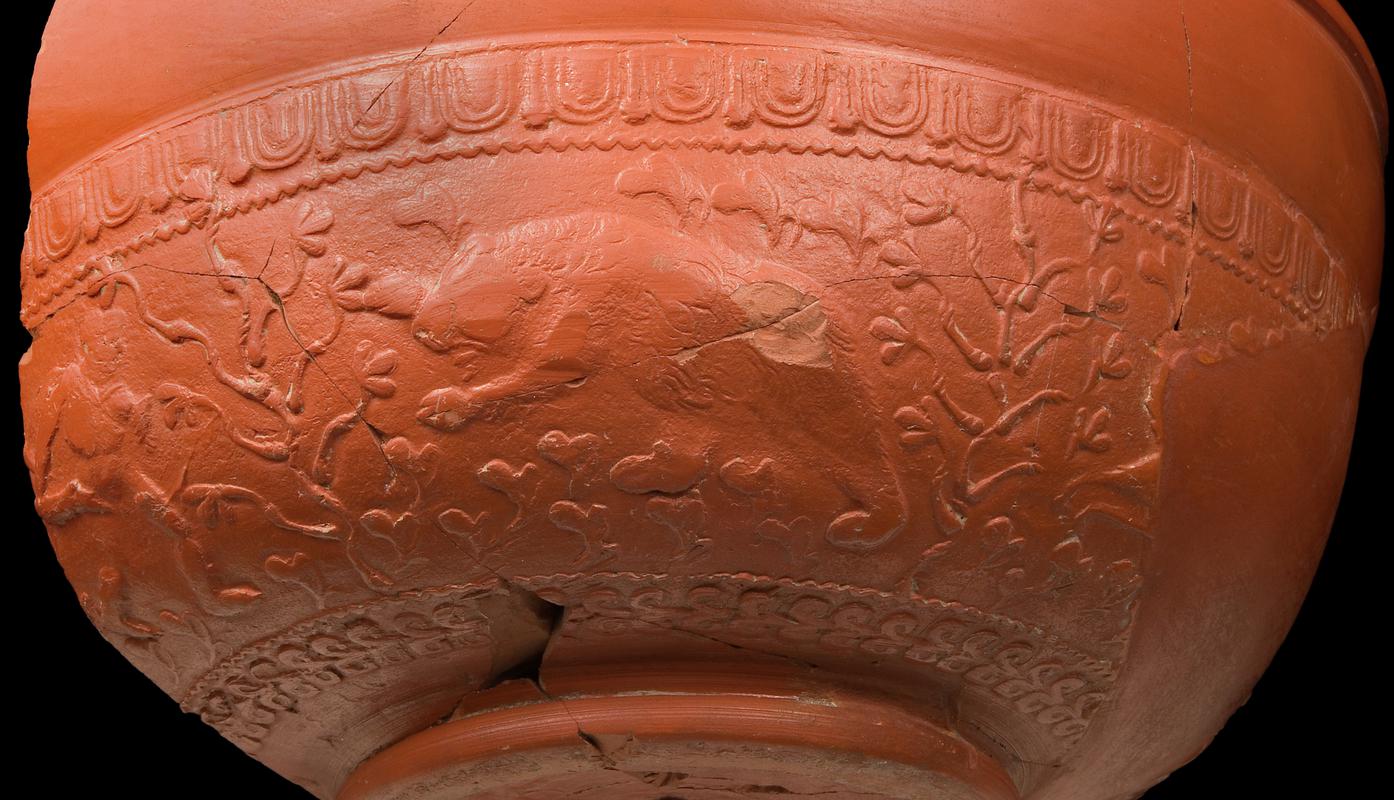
[6,3,1385,797]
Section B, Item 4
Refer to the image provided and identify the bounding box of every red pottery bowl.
[19,1,1386,798]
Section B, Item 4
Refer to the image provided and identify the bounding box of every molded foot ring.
[339,668,1019,799]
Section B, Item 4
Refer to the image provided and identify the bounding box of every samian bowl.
[19,1,1385,797]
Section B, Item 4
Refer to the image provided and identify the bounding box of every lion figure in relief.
[362,210,908,553]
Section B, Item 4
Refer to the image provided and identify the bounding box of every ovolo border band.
[20,37,1367,333]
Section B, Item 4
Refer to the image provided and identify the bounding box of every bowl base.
[337,666,1019,800]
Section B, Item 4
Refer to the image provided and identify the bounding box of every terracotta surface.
[17,2,1385,798]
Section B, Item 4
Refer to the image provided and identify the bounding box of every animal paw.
[417,387,477,431]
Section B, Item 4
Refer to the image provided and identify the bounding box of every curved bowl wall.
[20,2,1385,798]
